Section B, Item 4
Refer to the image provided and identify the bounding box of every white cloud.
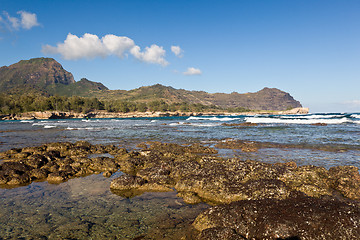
[43,33,169,66]
[17,11,40,29]
[130,44,168,66]
[3,11,20,30]
[171,45,183,58]
[0,11,40,31]
[183,67,202,75]
[43,33,108,60]
[102,34,135,58]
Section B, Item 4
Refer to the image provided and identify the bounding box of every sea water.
[0,113,359,239]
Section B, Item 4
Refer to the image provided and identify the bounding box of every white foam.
[279,114,343,119]
[187,116,239,121]
[245,117,351,125]
[151,120,157,123]
[20,120,34,123]
[169,121,219,127]
[44,125,56,129]
[351,114,360,119]
[190,123,219,127]
[169,122,186,126]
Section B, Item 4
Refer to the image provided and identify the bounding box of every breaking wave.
[186,116,240,121]
[245,117,351,125]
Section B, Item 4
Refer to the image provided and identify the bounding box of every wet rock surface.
[1,140,360,239]
[2,140,360,202]
[215,138,360,152]
[108,142,360,203]
[0,141,128,186]
[193,194,360,240]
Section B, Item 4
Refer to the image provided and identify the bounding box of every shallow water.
[0,172,208,239]
[0,113,360,239]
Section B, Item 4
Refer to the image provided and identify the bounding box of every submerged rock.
[193,194,360,239]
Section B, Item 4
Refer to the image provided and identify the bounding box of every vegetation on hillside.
[0,58,303,112]
[0,94,244,115]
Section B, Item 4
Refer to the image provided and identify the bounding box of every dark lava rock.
[108,142,360,204]
[329,165,360,200]
[110,174,146,190]
[110,173,172,198]
[0,141,126,186]
[193,194,360,240]
[30,168,49,179]
[199,227,246,240]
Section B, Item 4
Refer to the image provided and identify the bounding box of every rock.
[103,171,113,177]
[329,165,360,199]
[0,173,8,184]
[47,171,68,182]
[193,195,360,240]
[177,192,202,204]
[30,168,49,179]
[199,227,245,240]
[2,141,360,205]
[110,174,146,190]
[1,161,33,173]
[25,154,48,168]
[108,142,360,203]
[89,157,118,173]
[6,173,31,185]
[279,107,310,114]
[311,123,328,126]
[0,141,125,185]
[110,174,172,198]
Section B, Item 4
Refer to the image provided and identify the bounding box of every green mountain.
[96,84,302,110]
[0,58,107,96]
[0,58,302,110]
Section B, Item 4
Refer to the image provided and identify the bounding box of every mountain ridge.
[0,58,302,111]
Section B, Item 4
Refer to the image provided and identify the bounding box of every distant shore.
[0,107,309,121]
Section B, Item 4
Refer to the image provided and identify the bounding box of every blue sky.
[1,0,360,112]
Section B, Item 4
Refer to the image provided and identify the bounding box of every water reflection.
[0,173,208,239]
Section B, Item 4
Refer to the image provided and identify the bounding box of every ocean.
[0,113,359,239]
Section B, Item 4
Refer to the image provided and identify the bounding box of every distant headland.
[0,57,308,119]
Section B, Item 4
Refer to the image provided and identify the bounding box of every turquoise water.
[0,113,360,239]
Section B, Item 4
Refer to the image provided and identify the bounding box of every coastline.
[1,109,360,239]
[0,107,309,120]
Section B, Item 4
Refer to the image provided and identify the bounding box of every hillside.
[96,84,302,111]
[0,58,107,96]
[0,58,302,111]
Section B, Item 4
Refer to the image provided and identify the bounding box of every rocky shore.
[0,107,309,120]
[1,139,358,239]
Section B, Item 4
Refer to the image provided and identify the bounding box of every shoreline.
[0,107,309,120]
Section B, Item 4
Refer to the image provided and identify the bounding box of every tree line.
[0,94,251,115]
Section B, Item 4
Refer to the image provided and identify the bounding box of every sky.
[1,0,360,113]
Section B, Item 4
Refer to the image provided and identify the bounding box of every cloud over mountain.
[43,33,168,66]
